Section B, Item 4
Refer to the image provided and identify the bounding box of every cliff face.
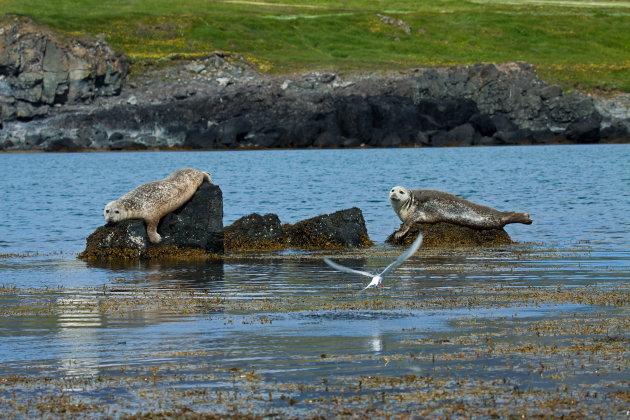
[1,19,629,151]
[0,16,127,121]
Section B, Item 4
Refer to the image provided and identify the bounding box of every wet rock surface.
[283,207,374,249]
[225,207,374,250]
[386,222,513,248]
[79,182,223,260]
[224,213,285,250]
[1,20,629,151]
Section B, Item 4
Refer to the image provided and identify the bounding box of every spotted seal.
[389,186,532,239]
[104,168,213,243]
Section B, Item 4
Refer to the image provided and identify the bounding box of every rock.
[540,85,563,100]
[217,117,252,147]
[492,128,534,145]
[79,182,223,260]
[314,128,340,148]
[469,113,497,137]
[157,183,223,252]
[224,213,285,250]
[600,122,629,142]
[336,95,373,142]
[369,94,421,143]
[386,222,512,248]
[0,16,127,121]
[417,98,479,130]
[491,114,519,132]
[566,113,602,144]
[3,55,629,151]
[224,208,374,250]
[283,207,374,249]
[76,125,108,148]
[109,139,148,150]
[44,137,81,152]
[183,127,218,149]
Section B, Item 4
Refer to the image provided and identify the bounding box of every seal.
[104,168,213,243]
[389,186,532,239]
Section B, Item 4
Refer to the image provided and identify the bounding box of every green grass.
[2,0,630,91]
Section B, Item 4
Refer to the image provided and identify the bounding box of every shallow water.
[0,145,629,417]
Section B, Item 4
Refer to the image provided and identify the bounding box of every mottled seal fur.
[104,168,212,243]
[390,186,532,239]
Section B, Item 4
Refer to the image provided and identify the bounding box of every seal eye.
[105,210,109,213]
[399,190,405,194]
[115,210,119,214]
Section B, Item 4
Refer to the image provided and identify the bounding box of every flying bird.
[324,233,423,290]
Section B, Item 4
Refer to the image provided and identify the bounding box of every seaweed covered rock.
[224,207,374,251]
[224,213,285,250]
[79,183,223,260]
[283,207,374,249]
[386,222,512,247]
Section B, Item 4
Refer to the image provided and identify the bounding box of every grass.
[1,0,630,91]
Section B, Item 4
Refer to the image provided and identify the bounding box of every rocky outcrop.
[224,213,285,250]
[224,208,374,251]
[79,182,222,260]
[283,207,374,249]
[0,15,127,122]
[1,19,628,152]
[386,222,512,248]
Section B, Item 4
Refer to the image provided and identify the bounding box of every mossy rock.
[78,220,220,261]
[386,222,512,247]
[225,208,374,251]
[224,213,286,251]
[283,207,374,249]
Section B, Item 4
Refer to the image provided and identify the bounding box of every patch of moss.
[224,234,286,251]
[145,245,218,261]
[78,247,142,261]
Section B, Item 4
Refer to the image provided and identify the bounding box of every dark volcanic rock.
[79,182,223,260]
[224,213,285,250]
[0,16,127,122]
[224,208,374,250]
[417,98,479,130]
[3,56,629,150]
[386,222,512,248]
[566,113,602,144]
[283,207,374,249]
[158,183,223,252]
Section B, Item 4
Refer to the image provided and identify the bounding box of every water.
[0,145,629,417]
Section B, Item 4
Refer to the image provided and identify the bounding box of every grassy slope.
[1,0,629,91]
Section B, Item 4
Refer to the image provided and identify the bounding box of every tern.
[324,233,423,290]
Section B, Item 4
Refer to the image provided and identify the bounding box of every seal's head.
[389,186,411,213]
[104,201,128,223]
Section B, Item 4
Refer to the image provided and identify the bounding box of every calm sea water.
[0,145,629,417]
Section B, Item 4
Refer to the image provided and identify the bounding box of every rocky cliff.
[0,16,127,122]
[1,19,629,151]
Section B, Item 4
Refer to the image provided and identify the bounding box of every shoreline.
[2,58,630,152]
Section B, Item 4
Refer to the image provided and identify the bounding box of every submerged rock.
[386,222,512,247]
[224,207,374,251]
[79,182,223,260]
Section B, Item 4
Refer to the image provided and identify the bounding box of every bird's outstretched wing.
[323,258,374,278]
[380,233,423,277]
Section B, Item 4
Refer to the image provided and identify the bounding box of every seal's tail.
[505,212,532,225]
